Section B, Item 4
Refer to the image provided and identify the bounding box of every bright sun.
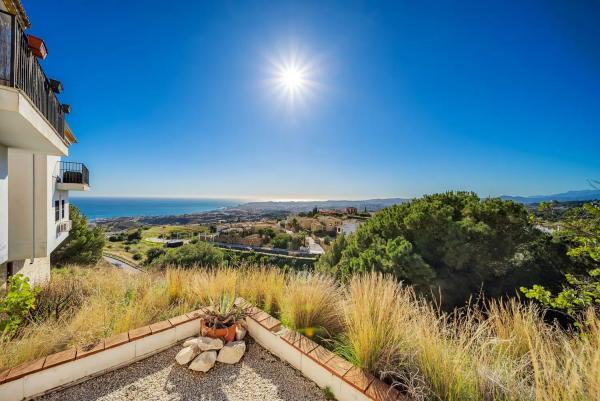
[267,50,317,107]
[279,67,304,90]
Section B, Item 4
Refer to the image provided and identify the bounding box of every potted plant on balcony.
[201,293,248,343]
[27,35,47,59]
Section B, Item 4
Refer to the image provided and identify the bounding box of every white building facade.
[0,0,88,290]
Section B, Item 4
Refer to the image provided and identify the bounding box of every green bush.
[132,252,143,261]
[318,192,571,308]
[145,247,166,264]
[271,233,292,249]
[127,229,142,242]
[51,205,105,266]
[151,242,224,268]
[0,275,40,335]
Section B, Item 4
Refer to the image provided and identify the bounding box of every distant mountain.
[501,189,600,204]
[235,198,409,212]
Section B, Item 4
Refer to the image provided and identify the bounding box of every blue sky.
[27,0,599,200]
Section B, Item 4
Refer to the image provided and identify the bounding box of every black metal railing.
[0,10,66,140]
[58,161,89,185]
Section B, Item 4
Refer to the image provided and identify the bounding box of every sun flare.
[267,50,317,107]
[279,66,304,91]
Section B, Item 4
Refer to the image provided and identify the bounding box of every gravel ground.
[39,339,328,401]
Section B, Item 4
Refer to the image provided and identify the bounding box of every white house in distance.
[0,0,89,290]
[336,219,363,236]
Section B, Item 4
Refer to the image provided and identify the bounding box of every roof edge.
[2,0,31,29]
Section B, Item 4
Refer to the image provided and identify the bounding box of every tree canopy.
[522,202,600,317]
[150,241,224,268]
[51,205,105,266]
[317,192,572,308]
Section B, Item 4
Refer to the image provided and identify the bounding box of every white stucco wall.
[0,144,7,264]
[10,256,51,286]
[47,155,69,253]
[8,149,48,260]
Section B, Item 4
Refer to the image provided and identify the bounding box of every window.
[55,200,60,222]
[62,200,65,219]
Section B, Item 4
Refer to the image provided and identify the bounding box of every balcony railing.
[0,10,66,140]
[58,161,89,186]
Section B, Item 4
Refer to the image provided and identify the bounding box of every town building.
[0,0,89,290]
[337,219,363,236]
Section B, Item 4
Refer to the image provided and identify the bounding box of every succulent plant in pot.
[201,292,248,343]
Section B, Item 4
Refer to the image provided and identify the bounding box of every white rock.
[235,325,247,341]
[175,345,200,365]
[217,341,246,364]
[189,351,217,372]
[197,336,224,351]
[183,338,199,348]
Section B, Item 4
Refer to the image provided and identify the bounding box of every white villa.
[0,0,88,290]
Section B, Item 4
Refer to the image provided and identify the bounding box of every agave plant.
[202,292,248,329]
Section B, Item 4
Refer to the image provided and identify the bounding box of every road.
[103,255,143,274]
[306,236,325,255]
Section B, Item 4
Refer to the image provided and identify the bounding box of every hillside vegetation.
[317,192,581,308]
[0,265,598,401]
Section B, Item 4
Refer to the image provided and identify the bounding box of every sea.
[70,197,242,221]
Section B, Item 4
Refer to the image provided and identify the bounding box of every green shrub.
[151,242,224,268]
[145,247,166,264]
[318,192,571,308]
[133,252,143,261]
[271,233,292,249]
[51,205,105,266]
[127,229,142,242]
[0,275,40,335]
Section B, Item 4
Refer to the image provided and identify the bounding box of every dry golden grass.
[280,272,344,339]
[1,265,599,401]
[237,266,285,314]
[340,273,600,401]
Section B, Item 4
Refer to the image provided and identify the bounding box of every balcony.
[0,9,73,156]
[57,220,72,234]
[56,161,90,191]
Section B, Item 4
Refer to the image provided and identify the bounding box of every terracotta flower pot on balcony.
[201,319,236,343]
[27,35,47,59]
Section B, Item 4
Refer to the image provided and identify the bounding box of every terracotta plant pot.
[27,35,48,59]
[200,319,236,343]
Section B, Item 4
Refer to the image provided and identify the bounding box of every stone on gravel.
[217,341,246,364]
[175,346,200,365]
[197,336,223,351]
[236,325,247,341]
[183,338,199,348]
[40,340,328,401]
[189,351,217,372]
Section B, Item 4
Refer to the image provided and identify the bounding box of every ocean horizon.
[71,197,243,220]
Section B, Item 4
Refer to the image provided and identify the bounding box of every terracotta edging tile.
[0,367,11,384]
[43,348,76,369]
[168,314,191,326]
[308,346,335,366]
[343,366,375,392]
[5,357,45,381]
[128,325,152,341]
[365,379,403,401]
[104,332,130,349]
[246,306,262,317]
[280,328,301,344]
[259,316,281,332]
[76,339,105,359]
[186,309,204,320]
[294,335,318,354]
[251,310,271,323]
[150,320,172,334]
[325,355,353,377]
